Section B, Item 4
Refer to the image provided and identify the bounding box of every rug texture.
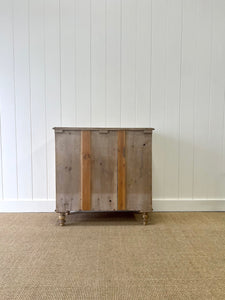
[0,212,225,300]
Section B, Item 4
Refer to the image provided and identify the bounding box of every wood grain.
[117,130,126,210]
[55,131,81,212]
[126,131,152,212]
[81,131,91,210]
[91,131,117,211]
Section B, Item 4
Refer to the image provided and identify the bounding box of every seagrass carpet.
[0,212,225,300]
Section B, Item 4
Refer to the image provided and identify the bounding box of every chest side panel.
[126,131,152,211]
[55,131,81,212]
[91,131,118,211]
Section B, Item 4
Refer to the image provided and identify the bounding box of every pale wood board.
[91,131,118,211]
[126,131,152,212]
[55,131,81,212]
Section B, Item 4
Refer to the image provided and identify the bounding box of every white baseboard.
[0,200,55,212]
[153,200,225,211]
[0,199,225,212]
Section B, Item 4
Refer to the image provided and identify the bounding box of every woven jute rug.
[0,212,225,300]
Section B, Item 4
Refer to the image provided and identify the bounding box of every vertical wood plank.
[81,130,91,210]
[76,0,91,126]
[126,131,152,211]
[55,130,81,212]
[91,131,117,210]
[29,0,47,199]
[60,0,76,126]
[179,0,197,200]
[0,0,18,199]
[121,0,137,127]
[106,0,121,127]
[91,0,106,126]
[13,0,33,199]
[117,130,126,210]
[136,0,151,127]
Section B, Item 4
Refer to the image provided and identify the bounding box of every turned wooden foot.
[59,213,66,226]
[142,212,149,225]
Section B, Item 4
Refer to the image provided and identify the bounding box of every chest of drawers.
[54,127,154,225]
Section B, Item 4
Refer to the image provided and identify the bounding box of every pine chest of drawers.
[54,127,154,225]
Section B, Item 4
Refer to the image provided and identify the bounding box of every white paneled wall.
[0,0,225,212]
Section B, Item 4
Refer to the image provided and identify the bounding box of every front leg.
[59,212,66,226]
[142,212,149,225]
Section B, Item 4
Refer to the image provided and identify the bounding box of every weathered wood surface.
[117,130,126,210]
[55,128,153,214]
[55,131,81,212]
[91,131,118,211]
[81,131,91,210]
[126,131,152,212]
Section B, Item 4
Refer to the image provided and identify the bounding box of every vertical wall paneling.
[0,116,3,200]
[150,0,167,200]
[163,0,183,200]
[91,0,106,127]
[45,0,61,200]
[1,0,225,209]
[0,0,18,199]
[178,0,197,200]
[76,0,91,126]
[193,0,212,200]
[106,0,121,127]
[121,0,137,127]
[13,0,32,199]
[207,0,225,200]
[135,0,151,127]
[60,0,76,127]
[29,0,47,199]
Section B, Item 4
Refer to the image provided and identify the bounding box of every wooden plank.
[91,131,117,211]
[117,130,126,210]
[55,131,81,212]
[126,131,152,212]
[81,131,91,210]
